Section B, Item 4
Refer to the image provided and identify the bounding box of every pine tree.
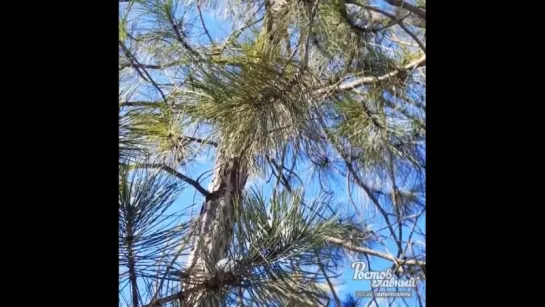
[119,0,426,306]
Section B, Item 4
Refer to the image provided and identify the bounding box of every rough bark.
[263,0,290,51]
[183,145,249,306]
[182,2,287,305]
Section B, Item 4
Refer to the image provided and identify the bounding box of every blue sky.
[158,151,426,306]
[120,1,425,306]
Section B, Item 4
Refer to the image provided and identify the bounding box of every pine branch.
[339,4,410,34]
[138,163,211,197]
[143,285,203,307]
[345,159,403,252]
[120,58,242,69]
[197,2,214,45]
[143,270,243,306]
[119,42,169,104]
[120,101,165,108]
[313,55,426,96]
[325,237,425,267]
[120,101,188,110]
[316,253,341,307]
[353,3,426,52]
[127,235,140,307]
[120,63,165,70]
[165,10,202,59]
[325,136,403,251]
[344,0,425,52]
[185,137,218,147]
[266,155,293,193]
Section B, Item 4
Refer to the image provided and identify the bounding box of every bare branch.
[120,101,165,108]
[266,155,293,192]
[383,0,426,20]
[138,163,211,197]
[313,55,426,95]
[323,134,403,251]
[197,2,215,45]
[185,136,218,147]
[163,9,202,59]
[339,4,410,34]
[346,1,426,52]
[120,62,172,70]
[345,158,403,252]
[316,253,341,307]
[366,6,425,52]
[120,58,241,70]
[325,237,425,267]
[119,42,169,104]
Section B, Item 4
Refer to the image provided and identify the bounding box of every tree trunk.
[183,145,249,306]
[182,2,287,304]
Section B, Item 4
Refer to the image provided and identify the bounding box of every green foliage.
[221,189,351,306]
[119,165,190,301]
[119,0,426,305]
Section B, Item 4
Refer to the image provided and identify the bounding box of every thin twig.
[364,254,380,307]
[316,253,341,307]
[165,10,201,59]
[343,155,402,249]
[119,42,169,104]
[219,17,265,53]
[266,155,293,193]
[356,3,426,53]
[196,2,214,45]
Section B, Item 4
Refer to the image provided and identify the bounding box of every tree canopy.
[119,0,426,306]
